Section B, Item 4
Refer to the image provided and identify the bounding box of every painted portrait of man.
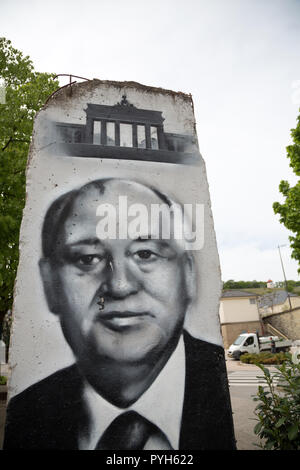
[4,178,235,450]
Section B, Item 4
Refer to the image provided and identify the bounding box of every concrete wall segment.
[10,80,222,396]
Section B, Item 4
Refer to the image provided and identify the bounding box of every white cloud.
[219,243,299,282]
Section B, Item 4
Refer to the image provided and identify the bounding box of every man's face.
[41,181,193,369]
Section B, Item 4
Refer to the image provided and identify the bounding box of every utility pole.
[278,245,292,310]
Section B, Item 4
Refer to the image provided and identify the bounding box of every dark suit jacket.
[3,332,236,449]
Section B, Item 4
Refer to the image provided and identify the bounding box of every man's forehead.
[72,180,167,209]
[56,180,180,246]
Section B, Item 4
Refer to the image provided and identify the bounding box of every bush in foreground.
[241,352,291,365]
[253,360,300,450]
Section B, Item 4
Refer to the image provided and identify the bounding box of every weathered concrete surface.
[0,368,261,451]
[0,356,271,451]
[4,80,234,450]
[9,79,223,396]
[0,341,6,364]
[1,356,265,450]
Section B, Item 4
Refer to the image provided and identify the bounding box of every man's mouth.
[97,311,152,331]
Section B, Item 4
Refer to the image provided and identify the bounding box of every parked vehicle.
[228,333,292,360]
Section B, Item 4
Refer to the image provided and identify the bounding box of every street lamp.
[278,244,292,310]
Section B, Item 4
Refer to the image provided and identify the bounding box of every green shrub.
[240,352,291,365]
[0,376,7,385]
[253,360,300,450]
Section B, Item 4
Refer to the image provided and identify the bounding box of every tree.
[0,38,59,334]
[273,111,300,273]
[223,280,267,289]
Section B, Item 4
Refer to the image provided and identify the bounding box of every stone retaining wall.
[262,307,300,341]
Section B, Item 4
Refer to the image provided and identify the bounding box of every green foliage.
[223,279,300,292]
[273,111,300,273]
[0,375,7,386]
[253,360,300,450]
[241,351,291,365]
[0,38,59,326]
[223,280,267,289]
[275,280,300,292]
[2,310,12,360]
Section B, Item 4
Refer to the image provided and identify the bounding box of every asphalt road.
[229,385,261,450]
[226,357,274,450]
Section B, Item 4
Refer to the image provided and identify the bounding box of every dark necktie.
[95,410,173,450]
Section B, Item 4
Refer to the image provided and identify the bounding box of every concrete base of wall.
[221,321,263,349]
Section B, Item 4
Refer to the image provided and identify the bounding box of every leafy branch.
[253,360,300,450]
[0,37,59,333]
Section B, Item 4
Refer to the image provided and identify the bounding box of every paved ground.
[226,357,277,450]
[225,355,277,373]
[228,370,279,386]
[229,385,261,450]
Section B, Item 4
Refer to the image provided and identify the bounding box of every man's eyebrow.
[65,238,104,247]
[131,237,174,248]
[132,236,167,243]
[133,236,156,241]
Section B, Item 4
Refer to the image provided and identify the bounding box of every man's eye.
[134,250,157,261]
[77,255,102,266]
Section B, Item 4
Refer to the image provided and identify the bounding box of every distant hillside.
[223,280,300,294]
[242,288,284,295]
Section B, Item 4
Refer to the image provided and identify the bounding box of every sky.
[1,0,300,282]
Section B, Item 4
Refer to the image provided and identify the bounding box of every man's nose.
[104,258,139,298]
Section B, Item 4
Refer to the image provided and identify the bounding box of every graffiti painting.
[4,81,236,450]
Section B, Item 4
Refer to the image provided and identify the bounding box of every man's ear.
[182,252,196,303]
[39,258,60,315]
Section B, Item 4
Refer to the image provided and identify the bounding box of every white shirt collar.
[79,335,185,450]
